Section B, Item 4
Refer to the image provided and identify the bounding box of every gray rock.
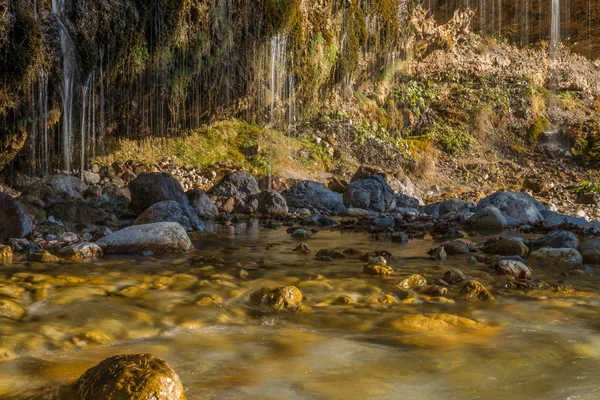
[394,193,421,209]
[528,247,583,269]
[186,189,219,219]
[465,206,507,231]
[391,231,409,243]
[540,210,596,230]
[46,201,108,228]
[98,222,194,254]
[208,171,260,202]
[439,198,472,215]
[374,216,395,228]
[343,175,396,213]
[0,193,33,241]
[531,230,579,250]
[246,191,288,216]
[301,215,337,227]
[443,240,471,255]
[578,238,600,263]
[129,173,189,215]
[291,228,311,239]
[476,191,546,225]
[282,181,346,215]
[22,174,87,203]
[83,171,101,185]
[136,201,205,232]
[484,237,529,257]
[58,242,103,260]
[495,260,532,278]
[422,202,441,217]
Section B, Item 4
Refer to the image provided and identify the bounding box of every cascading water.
[80,76,91,180]
[268,34,288,191]
[551,0,561,51]
[99,48,105,149]
[52,0,76,172]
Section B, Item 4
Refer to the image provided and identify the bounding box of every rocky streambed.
[0,166,600,398]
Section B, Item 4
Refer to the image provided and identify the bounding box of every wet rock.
[397,274,427,289]
[332,295,356,305]
[293,243,311,253]
[540,211,598,231]
[464,205,507,231]
[373,215,395,228]
[246,191,288,216]
[98,222,194,254]
[528,248,583,269]
[351,165,421,201]
[315,249,346,260]
[457,280,495,302]
[30,249,60,263]
[531,230,579,250]
[362,251,393,263]
[282,181,346,215]
[0,193,33,241]
[419,285,448,296]
[343,175,396,213]
[46,200,108,228]
[339,208,374,217]
[579,237,600,263]
[186,189,218,219]
[495,260,532,278]
[476,191,546,225]
[129,173,189,215]
[22,174,87,203]
[17,195,47,224]
[439,198,471,215]
[391,231,409,243]
[57,232,80,244]
[443,240,470,255]
[0,245,12,263]
[394,193,421,209]
[0,299,24,320]
[484,237,529,256]
[291,228,311,239]
[208,171,260,202]
[443,269,466,284]
[250,286,302,311]
[196,294,223,306]
[72,353,186,400]
[428,246,447,260]
[301,214,337,227]
[136,201,205,232]
[58,242,103,261]
[363,256,396,276]
[387,313,489,337]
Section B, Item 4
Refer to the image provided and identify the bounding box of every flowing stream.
[0,224,600,399]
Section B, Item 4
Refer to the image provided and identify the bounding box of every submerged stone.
[250,286,302,311]
[397,274,427,289]
[363,256,396,276]
[457,280,496,302]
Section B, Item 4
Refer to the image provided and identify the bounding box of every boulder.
[528,248,583,269]
[282,181,346,215]
[0,193,33,241]
[72,353,186,400]
[484,237,529,257]
[186,189,219,219]
[246,191,288,215]
[136,201,205,232]
[476,191,546,225]
[22,174,87,203]
[397,274,427,289]
[82,171,101,185]
[208,171,260,202]
[129,173,189,215]
[351,165,422,201]
[464,206,507,231]
[98,222,194,254]
[531,230,579,250]
[0,245,12,264]
[443,240,471,255]
[58,243,104,261]
[46,200,108,228]
[343,175,396,213]
[495,260,532,278]
[17,195,47,224]
[443,269,466,284]
[457,280,495,302]
[394,193,421,209]
[250,286,302,311]
[363,256,396,275]
[439,198,472,215]
[578,237,600,263]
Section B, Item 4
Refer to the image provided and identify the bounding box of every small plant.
[577,180,600,194]
[427,120,473,156]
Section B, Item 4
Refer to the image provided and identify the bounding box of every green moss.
[527,117,550,144]
[427,120,474,155]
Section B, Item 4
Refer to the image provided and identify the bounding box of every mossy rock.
[527,117,550,145]
[72,353,187,400]
[250,286,302,311]
[457,280,496,302]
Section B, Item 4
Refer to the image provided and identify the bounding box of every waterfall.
[268,34,288,191]
[99,49,105,150]
[52,0,76,172]
[80,76,91,180]
[551,0,561,50]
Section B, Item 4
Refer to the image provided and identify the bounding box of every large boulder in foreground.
[72,353,186,400]
[98,222,194,254]
[208,171,260,202]
[343,175,396,213]
[476,191,546,225]
[129,173,189,215]
[0,193,33,241]
[136,201,205,232]
[282,181,346,215]
[186,189,218,219]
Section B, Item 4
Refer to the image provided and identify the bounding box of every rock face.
[72,353,187,400]
[343,175,396,213]
[476,191,546,225]
[531,230,579,250]
[528,248,583,269]
[578,238,600,263]
[46,201,108,228]
[98,222,194,254]
[186,189,218,219]
[136,201,205,232]
[282,181,346,215]
[129,173,189,215]
[246,191,288,215]
[208,171,260,202]
[22,174,88,203]
[0,193,33,241]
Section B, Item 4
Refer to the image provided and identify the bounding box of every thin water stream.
[0,223,599,399]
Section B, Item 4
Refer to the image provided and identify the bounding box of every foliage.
[527,117,550,144]
[577,180,600,194]
[427,120,473,156]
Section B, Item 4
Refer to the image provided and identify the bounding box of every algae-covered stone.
[197,294,223,306]
[457,280,496,302]
[0,245,13,264]
[250,286,302,311]
[332,295,356,305]
[0,299,24,320]
[72,353,187,400]
[30,249,60,263]
[363,256,396,276]
[428,246,447,261]
[389,313,485,334]
[58,242,103,261]
[397,274,427,289]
